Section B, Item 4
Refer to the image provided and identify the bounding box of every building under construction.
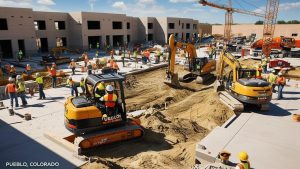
[0,6,198,59]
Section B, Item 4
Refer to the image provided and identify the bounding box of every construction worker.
[256,64,263,79]
[276,72,286,100]
[35,73,46,100]
[69,59,76,75]
[5,77,19,108]
[155,50,161,64]
[268,69,277,93]
[95,81,106,100]
[25,64,31,75]
[67,76,78,97]
[95,51,99,58]
[100,85,117,115]
[50,66,57,88]
[80,77,85,94]
[143,50,150,64]
[87,62,92,75]
[52,62,57,69]
[84,53,89,67]
[16,75,27,106]
[262,56,268,73]
[17,50,23,62]
[10,65,16,76]
[236,151,250,169]
[96,42,100,50]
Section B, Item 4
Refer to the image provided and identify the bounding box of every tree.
[277,20,286,24]
[287,20,300,24]
[255,20,264,25]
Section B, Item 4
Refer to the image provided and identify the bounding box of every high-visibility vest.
[112,62,119,70]
[276,76,286,85]
[237,161,250,169]
[6,83,16,93]
[256,67,262,78]
[95,83,105,98]
[50,68,56,76]
[17,82,25,92]
[36,77,43,84]
[262,58,267,66]
[80,81,84,87]
[103,93,117,107]
[26,65,31,71]
[268,73,277,84]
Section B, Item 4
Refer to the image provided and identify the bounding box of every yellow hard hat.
[238,151,248,162]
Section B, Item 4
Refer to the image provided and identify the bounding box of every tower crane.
[262,0,279,58]
[199,0,264,43]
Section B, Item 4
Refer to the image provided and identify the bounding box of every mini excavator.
[215,49,272,111]
[165,34,216,87]
[64,73,143,149]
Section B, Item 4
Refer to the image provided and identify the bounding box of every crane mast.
[262,0,279,58]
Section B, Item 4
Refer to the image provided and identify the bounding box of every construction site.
[1,0,300,169]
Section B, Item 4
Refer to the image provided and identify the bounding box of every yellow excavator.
[64,73,143,150]
[165,34,216,87]
[215,49,272,111]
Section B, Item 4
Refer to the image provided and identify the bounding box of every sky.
[0,0,300,24]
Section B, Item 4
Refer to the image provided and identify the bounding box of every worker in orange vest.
[25,64,31,75]
[52,62,57,69]
[143,50,151,64]
[69,59,76,75]
[100,85,117,116]
[236,151,250,169]
[50,66,57,88]
[5,77,19,108]
[276,72,286,100]
[10,65,16,74]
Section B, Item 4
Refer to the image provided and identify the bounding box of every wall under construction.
[0,6,200,59]
[212,24,300,38]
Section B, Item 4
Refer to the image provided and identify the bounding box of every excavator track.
[74,121,144,150]
[218,91,244,112]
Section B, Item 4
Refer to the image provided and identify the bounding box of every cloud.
[37,0,55,6]
[169,0,195,3]
[279,2,300,11]
[138,0,155,5]
[112,1,127,10]
[89,0,96,11]
[0,0,32,8]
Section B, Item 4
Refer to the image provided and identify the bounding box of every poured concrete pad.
[196,82,300,169]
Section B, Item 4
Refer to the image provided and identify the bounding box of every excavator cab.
[64,73,127,135]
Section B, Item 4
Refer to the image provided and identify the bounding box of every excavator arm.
[217,49,241,83]
[166,34,197,87]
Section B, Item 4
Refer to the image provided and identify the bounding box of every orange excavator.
[165,34,216,87]
[251,36,297,51]
[64,73,143,150]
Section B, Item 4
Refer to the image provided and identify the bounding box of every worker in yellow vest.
[267,69,277,93]
[95,81,105,101]
[35,73,46,100]
[235,151,250,169]
[80,77,85,94]
[256,64,262,79]
[16,75,27,106]
[25,64,31,75]
[262,56,268,73]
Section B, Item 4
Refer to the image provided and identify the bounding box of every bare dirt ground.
[81,66,233,169]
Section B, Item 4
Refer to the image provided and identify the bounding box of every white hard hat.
[71,59,74,61]
[16,75,22,80]
[36,73,40,77]
[272,69,276,73]
[10,65,14,67]
[8,77,13,82]
[52,62,55,65]
[106,85,114,92]
[27,64,30,66]
[278,72,283,76]
[69,76,72,79]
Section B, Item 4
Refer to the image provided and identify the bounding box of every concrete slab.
[196,83,300,169]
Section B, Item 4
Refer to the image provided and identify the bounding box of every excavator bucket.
[164,73,181,88]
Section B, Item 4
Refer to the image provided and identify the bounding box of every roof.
[86,73,125,86]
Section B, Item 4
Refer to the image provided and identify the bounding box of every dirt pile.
[82,67,234,169]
